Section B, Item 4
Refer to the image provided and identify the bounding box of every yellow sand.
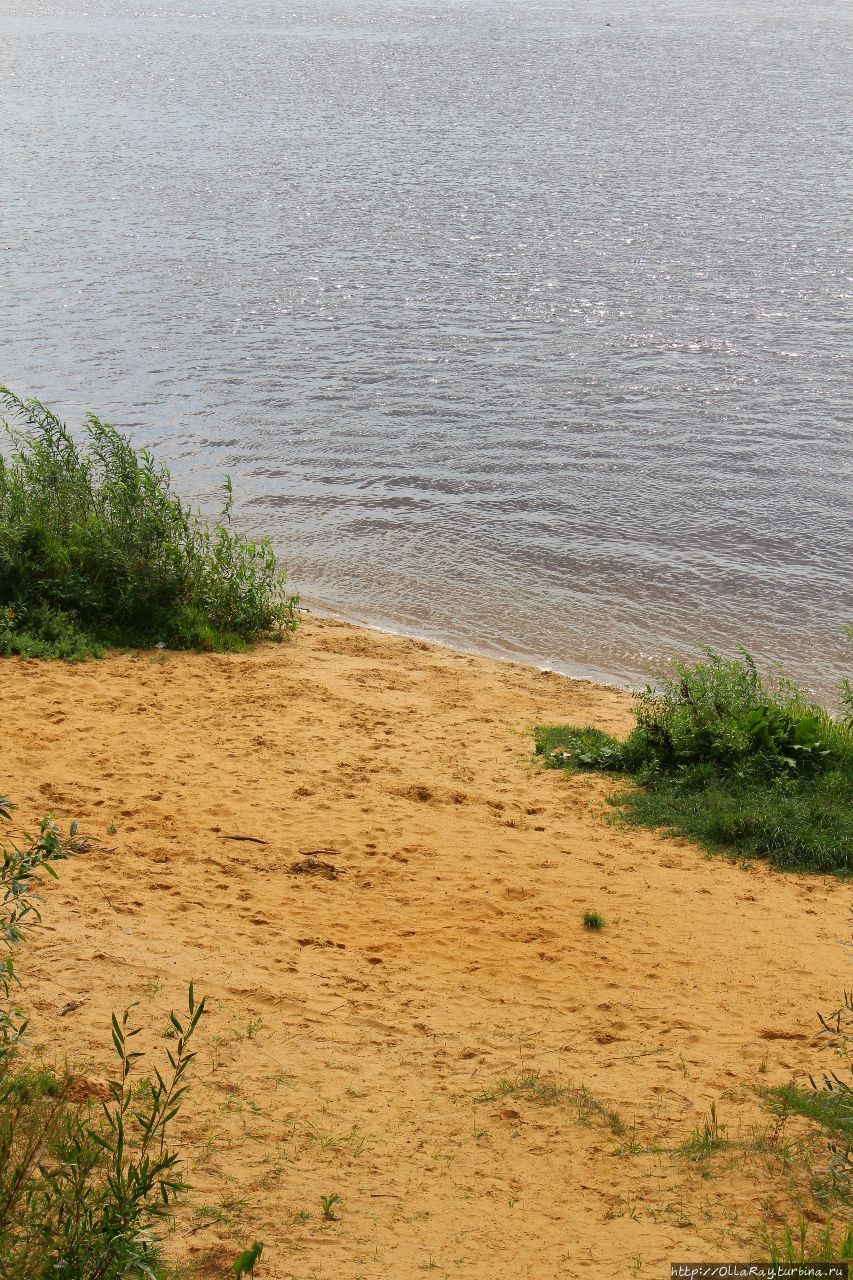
[3,617,848,1278]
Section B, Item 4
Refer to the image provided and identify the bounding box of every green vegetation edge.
[536,644,853,874]
[0,387,299,659]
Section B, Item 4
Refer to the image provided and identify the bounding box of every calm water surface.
[1,0,851,693]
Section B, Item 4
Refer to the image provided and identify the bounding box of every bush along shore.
[536,643,853,874]
[0,388,299,658]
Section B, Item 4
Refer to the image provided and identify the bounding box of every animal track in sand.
[503,886,537,901]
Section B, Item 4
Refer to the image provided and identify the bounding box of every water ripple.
[0,0,851,694]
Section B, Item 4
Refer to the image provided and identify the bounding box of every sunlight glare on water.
[0,0,851,693]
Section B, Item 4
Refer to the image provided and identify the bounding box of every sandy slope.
[2,617,849,1279]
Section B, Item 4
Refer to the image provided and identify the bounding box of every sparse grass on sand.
[0,798,212,1278]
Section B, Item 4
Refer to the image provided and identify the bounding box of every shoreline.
[298,592,639,695]
[295,592,848,710]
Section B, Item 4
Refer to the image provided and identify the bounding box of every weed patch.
[475,1071,564,1107]
[537,644,853,873]
[0,795,236,1278]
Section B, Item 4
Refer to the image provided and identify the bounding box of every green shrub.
[0,796,69,1060]
[0,797,209,1278]
[622,648,840,782]
[536,645,853,873]
[0,388,299,657]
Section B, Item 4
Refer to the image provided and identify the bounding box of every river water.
[1,0,850,693]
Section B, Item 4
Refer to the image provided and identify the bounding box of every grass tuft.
[475,1071,564,1107]
[475,1073,624,1134]
[680,1102,728,1161]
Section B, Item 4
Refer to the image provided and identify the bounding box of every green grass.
[582,910,605,930]
[475,1072,625,1135]
[769,1083,853,1139]
[763,1217,853,1265]
[767,990,853,1203]
[680,1102,728,1161]
[0,387,299,657]
[573,1084,625,1136]
[475,1071,564,1107]
[537,644,853,874]
[612,767,852,874]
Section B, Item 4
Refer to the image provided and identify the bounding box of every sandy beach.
[3,616,849,1279]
